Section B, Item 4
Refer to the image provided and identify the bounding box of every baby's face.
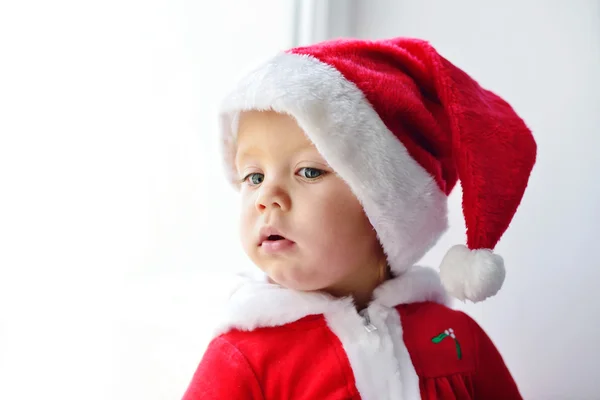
[235,110,384,292]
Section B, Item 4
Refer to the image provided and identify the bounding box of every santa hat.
[218,37,536,303]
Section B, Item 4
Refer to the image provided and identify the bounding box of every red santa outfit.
[183,37,536,399]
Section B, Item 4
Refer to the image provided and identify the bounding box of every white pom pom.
[439,244,505,303]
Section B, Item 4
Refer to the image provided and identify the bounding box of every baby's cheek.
[238,211,256,253]
[282,267,328,291]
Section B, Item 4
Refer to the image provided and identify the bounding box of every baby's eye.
[298,167,324,180]
[244,172,264,185]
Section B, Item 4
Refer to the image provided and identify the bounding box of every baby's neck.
[326,264,391,311]
[266,262,391,310]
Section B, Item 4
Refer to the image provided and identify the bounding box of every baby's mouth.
[259,231,295,253]
[258,226,295,249]
[266,235,285,241]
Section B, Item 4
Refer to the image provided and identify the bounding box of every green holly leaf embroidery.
[432,328,462,360]
[455,340,462,360]
[431,332,448,343]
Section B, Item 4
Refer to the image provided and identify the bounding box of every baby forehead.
[236,109,301,133]
[235,110,320,154]
[235,138,323,163]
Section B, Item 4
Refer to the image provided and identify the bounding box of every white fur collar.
[214,266,451,336]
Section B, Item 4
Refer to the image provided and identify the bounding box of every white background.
[1,0,599,399]
[347,0,600,398]
[1,1,292,399]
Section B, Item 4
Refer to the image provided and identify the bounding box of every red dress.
[182,267,522,399]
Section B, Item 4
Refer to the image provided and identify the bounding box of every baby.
[183,37,536,399]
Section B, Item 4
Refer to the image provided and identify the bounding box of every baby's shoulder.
[395,301,482,377]
[217,314,327,354]
[394,301,521,398]
[395,301,481,342]
[396,301,474,328]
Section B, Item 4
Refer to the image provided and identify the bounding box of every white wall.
[348,0,600,398]
[0,1,293,399]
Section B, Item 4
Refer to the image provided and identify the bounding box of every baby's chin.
[264,269,329,292]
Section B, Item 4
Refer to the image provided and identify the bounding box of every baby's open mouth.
[258,227,294,250]
[266,235,285,241]
[259,230,295,253]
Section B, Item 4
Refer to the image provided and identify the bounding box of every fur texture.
[218,37,537,302]
[325,304,410,399]
[386,307,422,399]
[213,267,449,400]
[213,265,449,336]
[439,244,506,302]
[219,52,448,275]
[323,304,423,399]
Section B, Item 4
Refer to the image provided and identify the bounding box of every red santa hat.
[218,37,536,303]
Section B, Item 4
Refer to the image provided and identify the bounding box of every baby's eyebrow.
[235,146,261,163]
